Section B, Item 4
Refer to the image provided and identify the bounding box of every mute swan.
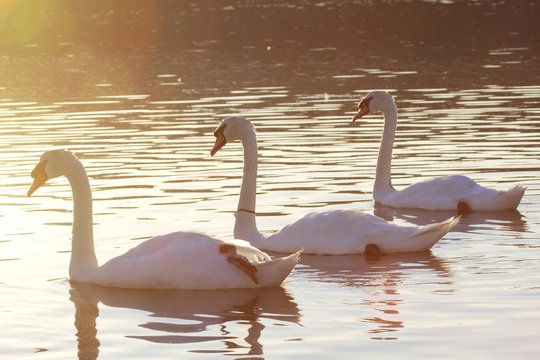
[27,149,301,290]
[352,90,526,214]
[210,116,459,255]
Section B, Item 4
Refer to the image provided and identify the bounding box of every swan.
[27,149,301,290]
[352,90,526,214]
[210,116,459,255]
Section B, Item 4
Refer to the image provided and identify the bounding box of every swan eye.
[213,124,227,138]
[360,97,372,111]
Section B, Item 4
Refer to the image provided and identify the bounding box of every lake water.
[1,1,539,359]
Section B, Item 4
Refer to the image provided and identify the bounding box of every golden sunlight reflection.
[1,1,539,358]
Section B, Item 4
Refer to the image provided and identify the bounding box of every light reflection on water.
[70,284,300,358]
[1,80,540,359]
[1,1,540,359]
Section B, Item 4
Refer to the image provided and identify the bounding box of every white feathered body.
[90,231,300,289]
[250,209,459,255]
[379,175,526,211]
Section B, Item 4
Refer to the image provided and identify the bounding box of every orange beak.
[210,132,227,156]
[352,106,370,122]
[27,174,47,197]
[27,159,49,197]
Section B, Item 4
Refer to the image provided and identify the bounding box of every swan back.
[92,232,228,289]
[382,175,526,211]
[263,209,458,255]
[93,232,300,289]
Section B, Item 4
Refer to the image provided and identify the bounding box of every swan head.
[27,149,78,196]
[210,116,255,156]
[352,90,396,121]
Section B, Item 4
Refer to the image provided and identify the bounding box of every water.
[1,1,540,359]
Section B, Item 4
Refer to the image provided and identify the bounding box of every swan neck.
[374,104,397,201]
[238,131,258,214]
[234,129,263,242]
[67,161,98,280]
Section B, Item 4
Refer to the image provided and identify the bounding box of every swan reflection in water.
[69,284,300,359]
[373,204,527,233]
[299,251,451,340]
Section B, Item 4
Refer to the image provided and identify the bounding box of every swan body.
[27,149,301,290]
[378,174,525,211]
[352,90,526,213]
[210,116,459,255]
[258,209,458,255]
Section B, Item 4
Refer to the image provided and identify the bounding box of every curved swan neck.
[66,159,98,281]
[234,128,264,243]
[374,102,398,201]
[238,132,258,213]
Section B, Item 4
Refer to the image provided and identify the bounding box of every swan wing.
[263,209,451,255]
[224,238,272,263]
[92,232,295,289]
[384,175,524,211]
[384,175,485,210]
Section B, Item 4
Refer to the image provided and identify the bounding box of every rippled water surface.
[1,1,540,359]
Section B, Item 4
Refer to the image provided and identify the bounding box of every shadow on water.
[298,251,451,340]
[373,204,528,233]
[70,283,300,359]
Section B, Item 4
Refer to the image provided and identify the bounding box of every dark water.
[1,1,539,359]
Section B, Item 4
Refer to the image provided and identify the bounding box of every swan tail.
[256,249,302,287]
[502,184,526,209]
[409,216,460,251]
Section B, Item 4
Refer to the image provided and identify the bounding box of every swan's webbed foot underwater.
[219,244,259,284]
[365,243,382,261]
[457,201,471,216]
